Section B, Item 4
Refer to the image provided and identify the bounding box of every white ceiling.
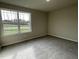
[0,0,77,11]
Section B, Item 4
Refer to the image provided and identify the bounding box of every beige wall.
[0,3,78,46]
[48,5,78,42]
[0,3,48,46]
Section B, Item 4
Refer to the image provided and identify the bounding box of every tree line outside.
[3,19,29,25]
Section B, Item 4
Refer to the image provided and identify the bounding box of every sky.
[1,10,30,21]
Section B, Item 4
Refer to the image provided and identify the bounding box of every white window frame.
[0,8,32,36]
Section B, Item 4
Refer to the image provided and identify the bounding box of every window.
[0,9,31,36]
[19,12,31,33]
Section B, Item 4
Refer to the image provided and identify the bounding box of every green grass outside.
[3,24,31,36]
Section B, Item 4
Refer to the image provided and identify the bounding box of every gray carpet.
[0,36,78,59]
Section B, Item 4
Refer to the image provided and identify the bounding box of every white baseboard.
[48,34,78,42]
[2,33,47,46]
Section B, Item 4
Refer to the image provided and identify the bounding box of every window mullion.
[17,11,20,33]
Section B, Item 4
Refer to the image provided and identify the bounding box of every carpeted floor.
[0,36,78,59]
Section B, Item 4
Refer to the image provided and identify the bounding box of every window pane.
[1,10,18,36]
[19,12,31,33]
